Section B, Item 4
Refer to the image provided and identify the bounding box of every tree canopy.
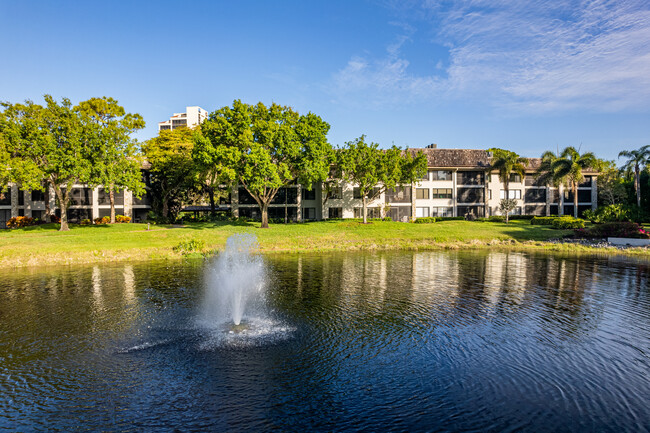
[197,100,332,228]
[339,136,427,223]
[553,146,596,218]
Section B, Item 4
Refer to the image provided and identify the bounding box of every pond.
[0,250,649,432]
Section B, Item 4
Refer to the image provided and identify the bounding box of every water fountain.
[202,233,266,328]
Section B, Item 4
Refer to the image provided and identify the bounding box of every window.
[430,170,452,181]
[508,173,522,183]
[97,188,124,206]
[32,210,43,220]
[579,176,592,187]
[133,192,151,206]
[499,190,521,199]
[303,207,316,220]
[578,189,592,203]
[416,188,429,199]
[329,187,343,200]
[31,190,45,202]
[524,189,546,203]
[353,187,380,199]
[431,207,453,217]
[160,125,171,130]
[386,206,412,221]
[271,187,298,205]
[416,207,430,218]
[328,207,342,218]
[421,171,429,181]
[525,175,544,186]
[238,187,256,204]
[64,188,93,206]
[385,187,411,203]
[431,188,452,199]
[302,188,316,201]
[457,188,484,203]
[353,207,381,218]
[457,171,484,185]
[525,205,546,216]
[457,205,485,218]
[0,190,11,206]
[18,191,24,206]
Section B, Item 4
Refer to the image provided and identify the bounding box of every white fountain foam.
[201,233,267,326]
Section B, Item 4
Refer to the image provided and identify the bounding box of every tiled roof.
[407,150,597,173]
[406,148,491,168]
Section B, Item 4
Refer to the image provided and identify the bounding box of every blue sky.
[1,0,649,160]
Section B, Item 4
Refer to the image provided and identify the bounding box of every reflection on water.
[0,252,649,431]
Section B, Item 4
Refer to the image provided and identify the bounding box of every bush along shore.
[1,217,649,269]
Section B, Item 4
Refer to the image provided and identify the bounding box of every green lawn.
[0,219,643,268]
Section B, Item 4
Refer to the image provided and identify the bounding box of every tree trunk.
[54,186,69,232]
[208,187,216,216]
[411,182,416,222]
[362,196,367,224]
[162,197,169,218]
[504,179,510,224]
[44,182,52,219]
[109,187,116,224]
[573,182,579,218]
[634,165,641,209]
[260,202,269,228]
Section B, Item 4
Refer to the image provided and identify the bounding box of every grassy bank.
[1,219,648,268]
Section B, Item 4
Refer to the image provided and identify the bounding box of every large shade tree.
[197,100,332,228]
[339,136,427,224]
[0,96,94,231]
[618,145,649,209]
[488,148,528,223]
[75,97,146,223]
[142,127,198,221]
[552,146,596,218]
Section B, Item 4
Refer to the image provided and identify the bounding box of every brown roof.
[407,150,598,173]
[406,148,491,168]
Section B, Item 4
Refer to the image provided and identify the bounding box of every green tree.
[618,145,649,209]
[339,136,427,224]
[75,97,146,223]
[592,158,627,206]
[0,96,94,231]
[198,100,332,228]
[535,150,562,214]
[488,148,528,223]
[552,146,596,218]
[142,127,199,221]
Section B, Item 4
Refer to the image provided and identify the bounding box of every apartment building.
[229,147,597,222]
[0,170,153,227]
[158,106,208,131]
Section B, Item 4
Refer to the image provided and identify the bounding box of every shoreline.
[2,237,649,270]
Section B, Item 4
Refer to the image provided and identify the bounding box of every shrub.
[80,219,92,225]
[436,216,465,221]
[94,216,110,224]
[574,222,649,239]
[531,216,558,225]
[583,204,633,223]
[173,237,207,255]
[50,214,61,223]
[509,215,535,220]
[6,216,35,229]
[414,217,436,224]
[488,215,506,222]
[552,217,585,229]
[115,215,131,223]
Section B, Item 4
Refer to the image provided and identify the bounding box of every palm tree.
[489,148,528,222]
[535,150,561,214]
[618,145,649,208]
[552,147,596,218]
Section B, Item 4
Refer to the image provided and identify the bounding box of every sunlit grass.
[1,219,647,268]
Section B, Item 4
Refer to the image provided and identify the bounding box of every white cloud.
[330,0,650,113]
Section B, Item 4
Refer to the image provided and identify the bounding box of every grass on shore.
[0,219,647,268]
